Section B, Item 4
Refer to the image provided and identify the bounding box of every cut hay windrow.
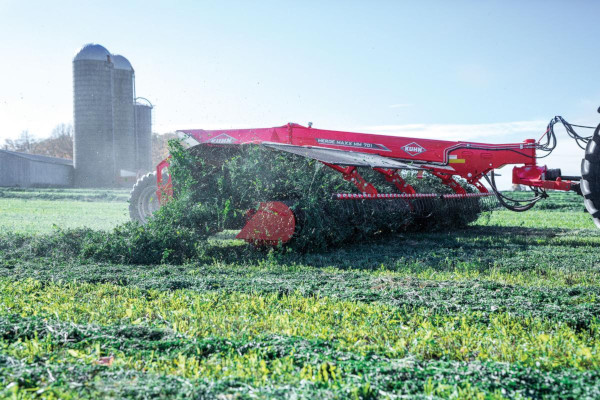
[163,142,492,251]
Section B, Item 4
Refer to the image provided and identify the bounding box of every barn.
[0,150,73,188]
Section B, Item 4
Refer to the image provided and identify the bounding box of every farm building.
[0,149,73,188]
[1,43,153,189]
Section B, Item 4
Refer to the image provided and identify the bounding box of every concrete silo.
[73,43,115,187]
[73,43,153,186]
[112,55,136,178]
[134,99,153,173]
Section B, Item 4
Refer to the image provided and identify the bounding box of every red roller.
[236,201,296,246]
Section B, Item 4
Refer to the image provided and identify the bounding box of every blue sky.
[1,0,599,184]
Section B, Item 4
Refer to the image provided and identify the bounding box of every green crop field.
[0,188,130,234]
[1,189,599,399]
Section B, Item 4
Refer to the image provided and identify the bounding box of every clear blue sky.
[1,0,599,184]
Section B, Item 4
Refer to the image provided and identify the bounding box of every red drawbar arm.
[513,165,573,191]
[156,157,173,204]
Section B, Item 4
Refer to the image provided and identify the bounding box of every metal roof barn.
[0,150,73,188]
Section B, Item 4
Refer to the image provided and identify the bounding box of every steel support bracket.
[373,168,416,194]
[324,163,378,195]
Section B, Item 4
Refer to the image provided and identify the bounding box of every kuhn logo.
[402,142,426,156]
[208,134,236,144]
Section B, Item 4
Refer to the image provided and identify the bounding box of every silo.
[112,55,136,178]
[73,43,115,187]
[134,100,153,172]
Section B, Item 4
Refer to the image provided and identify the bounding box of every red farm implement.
[129,110,600,246]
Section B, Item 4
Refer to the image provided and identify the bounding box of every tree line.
[3,124,74,159]
[3,124,175,167]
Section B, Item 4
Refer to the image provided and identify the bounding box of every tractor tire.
[581,124,600,228]
[129,172,161,224]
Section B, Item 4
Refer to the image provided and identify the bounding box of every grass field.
[1,189,599,398]
[0,188,130,234]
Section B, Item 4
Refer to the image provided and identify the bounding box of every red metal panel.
[178,123,537,184]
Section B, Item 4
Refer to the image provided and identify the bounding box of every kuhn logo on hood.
[402,142,426,156]
[208,134,236,144]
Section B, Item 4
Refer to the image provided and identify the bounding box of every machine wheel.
[129,172,161,224]
[581,124,600,228]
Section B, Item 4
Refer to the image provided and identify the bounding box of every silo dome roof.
[112,54,133,70]
[73,43,110,62]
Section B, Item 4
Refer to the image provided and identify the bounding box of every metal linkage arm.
[323,163,378,195]
[373,168,416,194]
[469,178,489,193]
[428,171,467,194]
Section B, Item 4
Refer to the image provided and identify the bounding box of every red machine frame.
[154,123,577,244]
[160,123,574,194]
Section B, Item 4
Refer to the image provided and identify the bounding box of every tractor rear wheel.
[581,123,600,228]
[129,172,160,224]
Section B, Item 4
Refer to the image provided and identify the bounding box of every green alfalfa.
[23,140,482,265]
[165,141,482,251]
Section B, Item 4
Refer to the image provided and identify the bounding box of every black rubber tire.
[581,125,600,228]
[129,172,160,224]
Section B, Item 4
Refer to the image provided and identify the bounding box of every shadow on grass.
[197,224,600,272]
[1,222,597,275]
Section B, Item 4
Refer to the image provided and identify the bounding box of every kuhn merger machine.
[130,110,600,246]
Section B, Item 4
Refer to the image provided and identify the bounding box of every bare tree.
[34,124,74,159]
[51,123,73,139]
[19,130,34,152]
[3,124,74,159]
[3,130,35,152]
[2,138,15,151]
